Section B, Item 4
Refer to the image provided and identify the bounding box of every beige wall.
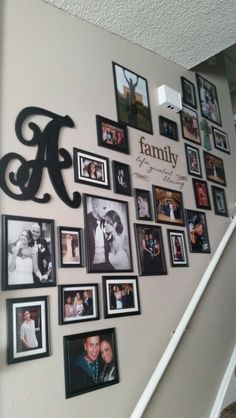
[0,1,236,418]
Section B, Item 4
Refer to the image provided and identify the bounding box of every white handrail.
[130,214,236,418]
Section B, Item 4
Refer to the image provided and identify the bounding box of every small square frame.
[185,143,202,178]
[181,76,197,109]
[159,115,178,141]
[212,127,230,154]
[102,276,140,318]
[134,188,153,221]
[73,148,110,189]
[7,296,49,364]
[167,229,188,267]
[211,186,228,217]
[58,227,83,267]
[96,115,129,154]
[134,223,167,276]
[203,151,226,186]
[185,209,210,253]
[152,185,185,226]
[63,328,119,398]
[112,161,132,196]
[192,179,211,210]
[58,284,99,324]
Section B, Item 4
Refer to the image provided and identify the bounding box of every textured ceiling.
[42,0,236,69]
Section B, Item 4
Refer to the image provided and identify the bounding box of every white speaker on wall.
[157,84,182,113]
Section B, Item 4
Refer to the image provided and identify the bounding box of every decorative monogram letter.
[0,107,81,208]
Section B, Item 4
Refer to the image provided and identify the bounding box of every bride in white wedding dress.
[104,210,130,270]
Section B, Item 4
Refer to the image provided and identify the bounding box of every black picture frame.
[2,214,56,290]
[152,185,185,226]
[134,188,153,221]
[185,209,210,253]
[212,126,230,154]
[192,179,211,210]
[167,229,188,267]
[96,115,129,154]
[7,296,49,364]
[203,151,227,186]
[58,227,83,267]
[134,223,167,276]
[112,61,153,134]
[180,105,201,145]
[112,161,132,196]
[73,148,110,189]
[181,76,197,109]
[196,73,222,126]
[185,143,202,178]
[102,276,140,318]
[83,194,133,273]
[159,115,178,141]
[63,328,119,398]
[58,284,99,325]
[211,186,229,217]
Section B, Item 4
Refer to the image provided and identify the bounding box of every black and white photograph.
[212,127,230,154]
[196,73,222,126]
[83,194,133,273]
[167,229,188,267]
[185,209,210,253]
[185,143,202,178]
[64,328,119,398]
[211,186,229,217]
[58,284,99,324]
[58,227,83,267]
[112,161,132,196]
[7,296,49,364]
[134,224,167,276]
[102,276,140,318]
[2,215,56,290]
[134,188,153,221]
[73,148,110,189]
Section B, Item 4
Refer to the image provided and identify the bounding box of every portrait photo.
[180,105,201,144]
[102,276,140,318]
[58,284,99,325]
[211,186,228,217]
[73,148,110,189]
[83,194,132,273]
[203,151,226,186]
[134,224,167,276]
[167,229,188,267]
[152,185,185,226]
[96,115,129,154]
[192,179,211,210]
[159,115,178,141]
[185,209,210,253]
[2,214,56,290]
[7,296,49,364]
[112,61,153,134]
[196,73,222,126]
[181,76,197,109]
[212,127,230,154]
[112,161,132,196]
[185,143,202,178]
[64,328,119,398]
[134,188,153,221]
[58,227,82,267]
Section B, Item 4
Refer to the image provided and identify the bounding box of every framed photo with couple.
[83,194,133,273]
[64,328,119,398]
[102,276,140,318]
[2,214,56,290]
